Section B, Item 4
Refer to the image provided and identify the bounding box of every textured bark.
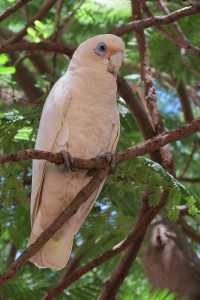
[142,216,200,300]
[98,193,150,300]
[1,117,200,166]
[177,80,194,123]
[0,169,108,286]
[43,191,169,300]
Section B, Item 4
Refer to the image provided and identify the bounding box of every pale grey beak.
[107,52,123,78]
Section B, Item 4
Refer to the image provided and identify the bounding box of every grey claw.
[102,153,116,175]
[57,150,74,172]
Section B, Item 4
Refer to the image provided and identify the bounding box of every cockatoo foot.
[101,153,116,175]
[57,150,74,172]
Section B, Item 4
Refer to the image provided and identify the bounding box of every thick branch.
[0,169,108,286]
[142,1,200,57]
[0,42,76,58]
[0,28,43,103]
[117,75,156,140]
[112,5,200,54]
[0,0,31,23]
[0,118,199,287]
[99,193,150,300]
[177,80,194,123]
[98,2,174,298]
[43,190,168,300]
[1,118,200,167]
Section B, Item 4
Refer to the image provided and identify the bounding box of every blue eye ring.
[94,42,108,56]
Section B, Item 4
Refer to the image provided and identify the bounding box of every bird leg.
[87,153,116,177]
[57,150,74,172]
[101,152,116,175]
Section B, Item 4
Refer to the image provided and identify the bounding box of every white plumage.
[28,34,124,270]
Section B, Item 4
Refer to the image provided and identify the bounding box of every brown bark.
[0,169,109,286]
[0,41,76,58]
[142,1,200,58]
[0,28,43,103]
[1,117,200,167]
[10,52,43,102]
[1,117,200,289]
[43,191,169,300]
[112,6,200,57]
[177,80,194,123]
[178,217,200,244]
[4,0,58,45]
[98,193,150,300]
[29,52,52,75]
[0,0,31,23]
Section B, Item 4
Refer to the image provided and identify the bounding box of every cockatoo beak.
[107,51,123,78]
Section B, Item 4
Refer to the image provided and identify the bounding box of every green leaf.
[0,66,16,74]
[34,20,44,30]
[0,53,9,64]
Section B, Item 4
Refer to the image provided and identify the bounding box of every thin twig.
[0,0,31,23]
[112,5,200,56]
[158,0,187,40]
[178,177,200,183]
[181,49,200,80]
[141,1,200,57]
[4,0,57,45]
[178,217,200,244]
[179,141,196,178]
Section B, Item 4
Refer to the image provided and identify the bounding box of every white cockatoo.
[28,34,124,270]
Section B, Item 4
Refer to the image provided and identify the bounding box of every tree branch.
[0,28,44,103]
[43,190,169,300]
[178,217,200,244]
[0,0,31,23]
[0,42,76,58]
[142,1,200,57]
[178,177,200,183]
[4,0,58,45]
[1,118,200,167]
[97,1,175,297]
[177,80,194,123]
[98,192,150,300]
[112,5,200,53]
[1,118,200,287]
[0,169,109,287]
[117,75,157,140]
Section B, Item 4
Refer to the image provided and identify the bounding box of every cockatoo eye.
[94,42,108,56]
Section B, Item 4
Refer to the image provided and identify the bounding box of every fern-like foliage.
[106,157,200,221]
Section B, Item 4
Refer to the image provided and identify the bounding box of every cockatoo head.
[71,34,125,78]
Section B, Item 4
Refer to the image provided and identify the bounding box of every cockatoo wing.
[28,33,124,270]
[31,75,71,224]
